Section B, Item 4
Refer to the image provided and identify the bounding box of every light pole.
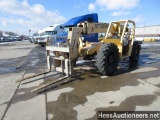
[29,29,31,37]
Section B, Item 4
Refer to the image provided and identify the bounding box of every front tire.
[96,43,119,76]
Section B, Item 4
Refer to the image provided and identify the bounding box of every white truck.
[37,24,64,46]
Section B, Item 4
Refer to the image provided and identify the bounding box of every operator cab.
[104,20,136,58]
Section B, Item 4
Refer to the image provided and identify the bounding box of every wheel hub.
[108,55,114,64]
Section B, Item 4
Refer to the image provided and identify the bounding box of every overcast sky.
[0,0,160,35]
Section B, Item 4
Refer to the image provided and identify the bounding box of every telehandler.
[46,19,141,76]
[16,19,141,92]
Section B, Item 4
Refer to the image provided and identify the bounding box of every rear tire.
[129,41,141,62]
[96,43,119,76]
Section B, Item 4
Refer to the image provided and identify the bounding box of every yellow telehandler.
[46,20,140,76]
[16,20,141,92]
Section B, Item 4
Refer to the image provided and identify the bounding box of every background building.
[135,25,160,39]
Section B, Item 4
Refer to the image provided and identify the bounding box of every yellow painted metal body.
[77,22,108,57]
[101,20,136,59]
[78,20,136,59]
[79,42,103,56]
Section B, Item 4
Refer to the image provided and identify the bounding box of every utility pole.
[29,29,31,37]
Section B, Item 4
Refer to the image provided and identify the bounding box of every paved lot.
[0,41,160,120]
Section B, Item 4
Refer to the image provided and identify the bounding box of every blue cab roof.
[64,13,98,27]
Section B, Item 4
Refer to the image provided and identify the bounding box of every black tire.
[129,41,141,62]
[96,43,119,76]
